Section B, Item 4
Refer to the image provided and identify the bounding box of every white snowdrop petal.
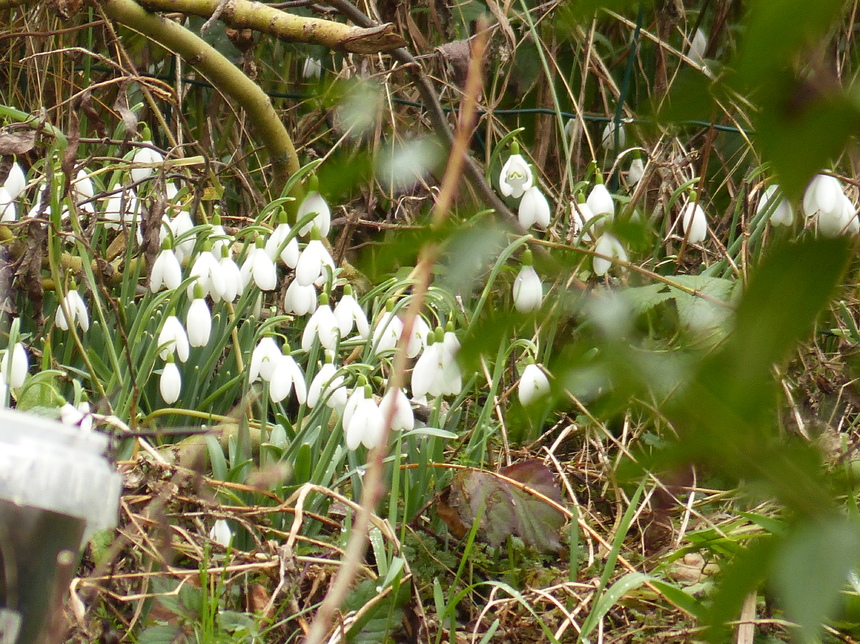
[186,299,212,347]
[513,266,543,313]
[3,163,26,200]
[518,186,551,229]
[518,364,551,406]
[160,361,182,404]
[297,192,332,237]
[499,154,533,199]
[681,202,708,243]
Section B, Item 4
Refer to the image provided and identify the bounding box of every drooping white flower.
[601,121,626,150]
[307,361,347,409]
[571,196,596,241]
[372,307,403,354]
[757,185,794,227]
[687,28,708,68]
[209,519,232,547]
[249,336,283,383]
[378,387,414,432]
[345,388,385,450]
[586,180,614,222]
[593,233,628,277]
[73,169,96,215]
[0,187,16,223]
[680,200,708,243]
[840,194,860,235]
[188,248,222,299]
[168,210,195,263]
[513,251,543,313]
[499,150,533,199]
[819,193,859,237]
[439,328,462,396]
[240,239,278,292]
[803,174,842,219]
[150,244,183,292]
[1,343,28,388]
[55,287,90,332]
[408,315,431,359]
[297,192,332,237]
[284,280,318,316]
[412,328,461,399]
[518,363,551,406]
[301,295,339,351]
[102,185,139,229]
[208,215,231,258]
[217,246,242,303]
[628,156,645,186]
[3,162,26,200]
[333,285,369,340]
[518,186,551,229]
[303,57,323,80]
[158,315,190,362]
[131,146,165,184]
[159,358,182,404]
[60,400,93,432]
[269,351,307,404]
[186,294,212,348]
[295,236,335,287]
[265,213,300,267]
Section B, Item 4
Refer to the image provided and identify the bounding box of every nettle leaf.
[437,461,566,554]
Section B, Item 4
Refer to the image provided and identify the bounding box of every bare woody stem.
[96,0,300,195]
[136,0,406,53]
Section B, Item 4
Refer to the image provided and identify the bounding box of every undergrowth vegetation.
[3,0,860,642]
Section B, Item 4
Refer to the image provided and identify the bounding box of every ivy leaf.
[437,460,566,554]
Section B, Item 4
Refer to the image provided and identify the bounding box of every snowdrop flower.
[60,400,93,432]
[409,315,432,358]
[188,246,223,299]
[518,186,551,229]
[207,213,231,258]
[1,343,28,388]
[102,185,139,229]
[593,233,628,277]
[345,386,385,450]
[297,189,331,237]
[186,288,212,348]
[601,120,626,150]
[296,232,335,287]
[803,173,843,219]
[301,293,339,351]
[209,519,232,547]
[284,280,317,316]
[586,177,615,222]
[518,363,551,406]
[303,57,323,80]
[307,360,347,409]
[379,387,414,432]
[757,184,794,227]
[168,211,195,263]
[217,245,242,303]
[571,194,596,241]
[333,285,369,339]
[372,305,403,354]
[680,198,708,243]
[249,336,283,382]
[55,285,90,332]
[499,144,533,199]
[150,242,183,292]
[269,350,307,404]
[158,315,190,362]
[265,211,300,268]
[240,238,278,292]
[840,195,860,235]
[0,187,16,223]
[131,145,165,184]
[628,155,645,187]
[513,250,543,313]
[687,28,708,68]
[819,193,859,237]
[440,326,462,396]
[412,327,461,400]
[160,357,181,404]
[3,162,26,200]
[73,169,95,215]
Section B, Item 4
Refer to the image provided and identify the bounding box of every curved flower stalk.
[499,142,533,198]
[518,363,551,406]
[55,284,90,332]
[160,356,182,404]
[513,250,543,313]
[757,184,794,227]
[518,186,551,229]
[593,233,628,277]
[158,315,190,362]
[680,197,708,243]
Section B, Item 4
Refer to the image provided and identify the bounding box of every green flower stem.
[96,0,300,195]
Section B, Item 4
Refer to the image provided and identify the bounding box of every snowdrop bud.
[499,144,534,199]
[757,185,794,227]
[297,187,331,237]
[55,285,90,332]
[301,293,339,351]
[266,210,300,267]
[333,284,370,339]
[131,145,165,183]
[586,175,615,221]
[518,186,552,229]
[249,336,283,383]
[0,187,16,223]
[209,519,232,547]
[628,155,644,186]
[2,343,28,388]
[680,197,708,243]
[379,387,414,432]
[601,120,626,150]
[284,280,317,316]
[160,357,182,404]
[158,315,190,362]
[518,363,551,406]
[3,162,26,200]
[593,233,628,277]
[187,289,212,348]
[513,250,543,313]
[151,242,183,292]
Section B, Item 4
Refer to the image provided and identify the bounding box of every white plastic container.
[0,408,121,644]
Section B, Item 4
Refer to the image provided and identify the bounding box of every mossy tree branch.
[97,0,300,195]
